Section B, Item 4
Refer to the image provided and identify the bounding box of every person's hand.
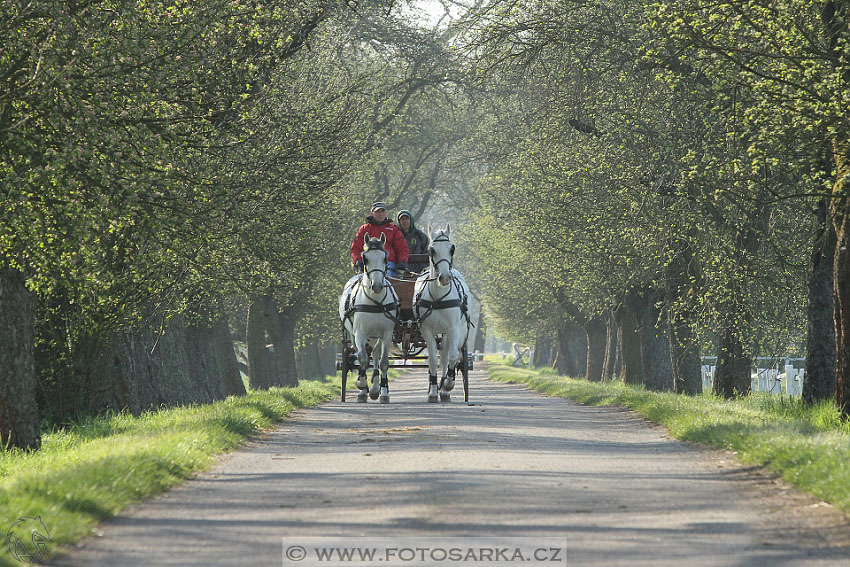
[354,260,364,272]
[396,262,408,273]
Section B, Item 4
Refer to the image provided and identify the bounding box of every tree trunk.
[186,318,246,399]
[632,289,674,392]
[613,297,643,385]
[320,341,337,377]
[584,316,607,382]
[601,310,619,381]
[833,192,850,415]
[218,320,247,396]
[804,197,836,404]
[152,315,196,404]
[555,320,585,376]
[668,317,702,395]
[534,335,552,366]
[712,324,752,398]
[277,308,299,387]
[821,0,850,418]
[0,268,40,449]
[711,201,767,399]
[296,342,324,380]
[664,239,703,394]
[247,295,273,389]
[641,317,674,392]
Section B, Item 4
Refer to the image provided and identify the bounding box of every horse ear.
[426,223,433,241]
[380,233,386,244]
[363,233,370,246]
[445,224,451,238]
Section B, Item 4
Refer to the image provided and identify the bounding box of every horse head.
[428,224,455,286]
[362,233,388,293]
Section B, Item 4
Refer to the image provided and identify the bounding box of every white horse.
[339,234,399,403]
[414,225,471,403]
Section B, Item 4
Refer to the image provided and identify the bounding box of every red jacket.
[351,218,410,265]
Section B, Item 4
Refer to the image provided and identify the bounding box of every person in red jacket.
[350,202,409,277]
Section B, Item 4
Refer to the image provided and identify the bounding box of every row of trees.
[1,0,469,448]
[6,0,848,449]
[454,1,849,414]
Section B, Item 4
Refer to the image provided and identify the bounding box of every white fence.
[701,357,805,396]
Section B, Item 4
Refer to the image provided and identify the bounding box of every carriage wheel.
[461,346,470,402]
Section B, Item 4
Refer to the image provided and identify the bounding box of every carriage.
[338,253,472,402]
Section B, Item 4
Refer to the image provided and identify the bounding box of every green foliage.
[1,1,434,417]
[452,0,822,357]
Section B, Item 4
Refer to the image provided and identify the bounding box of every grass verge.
[488,360,850,513]
[0,378,337,566]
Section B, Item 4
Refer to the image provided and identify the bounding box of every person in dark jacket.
[397,210,429,273]
[350,202,409,277]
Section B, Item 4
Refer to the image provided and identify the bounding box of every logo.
[6,516,50,564]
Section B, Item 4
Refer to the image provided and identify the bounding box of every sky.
[401,0,465,29]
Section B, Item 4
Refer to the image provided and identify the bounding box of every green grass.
[488,360,850,512]
[0,378,338,567]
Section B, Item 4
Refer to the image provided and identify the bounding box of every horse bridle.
[416,234,464,323]
[362,247,389,280]
[352,246,398,323]
[428,234,455,272]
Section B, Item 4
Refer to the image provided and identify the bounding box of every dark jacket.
[398,210,429,272]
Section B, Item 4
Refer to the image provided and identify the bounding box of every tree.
[0,269,39,448]
[649,0,849,410]
[452,0,817,400]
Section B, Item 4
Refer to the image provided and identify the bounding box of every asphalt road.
[49,367,850,567]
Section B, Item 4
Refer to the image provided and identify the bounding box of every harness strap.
[415,275,472,324]
[417,298,462,310]
[351,302,400,315]
[344,277,400,324]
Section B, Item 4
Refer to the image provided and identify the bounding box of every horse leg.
[378,334,391,404]
[354,329,369,402]
[437,326,458,402]
[369,340,382,400]
[422,326,440,403]
[438,346,450,402]
[441,325,460,395]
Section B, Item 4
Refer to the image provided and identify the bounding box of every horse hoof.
[443,378,455,392]
[427,383,439,403]
[440,392,451,402]
[379,395,390,404]
[357,390,368,403]
[356,376,368,390]
[369,381,380,400]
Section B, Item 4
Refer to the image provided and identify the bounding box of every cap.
[371,201,387,211]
